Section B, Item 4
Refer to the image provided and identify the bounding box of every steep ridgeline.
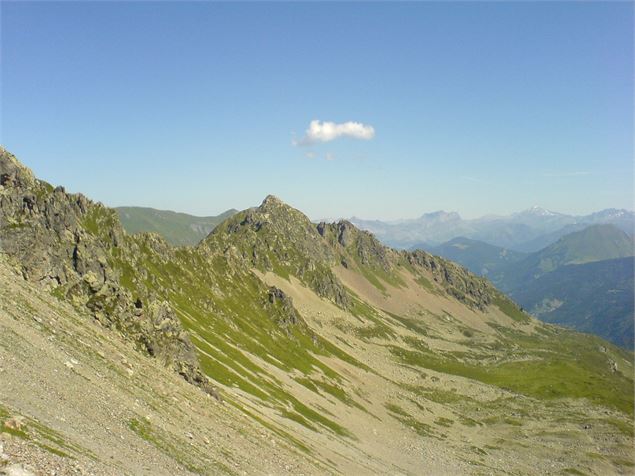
[1,148,634,475]
[203,199,495,312]
[201,195,351,307]
[0,149,214,393]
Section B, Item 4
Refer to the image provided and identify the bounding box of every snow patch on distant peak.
[522,206,559,217]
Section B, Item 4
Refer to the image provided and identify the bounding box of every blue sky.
[2,2,632,219]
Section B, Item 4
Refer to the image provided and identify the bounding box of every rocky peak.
[517,206,560,217]
[204,197,349,307]
[254,195,306,226]
[0,149,215,397]
[259,194,285,209]
[317,220,355,247]
[418,210,461,223]
[405,249,493,310]
[0,147,37,189]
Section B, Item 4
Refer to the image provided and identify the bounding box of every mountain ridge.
[1,147,634,474]
[495,224,634,292]
[350,206,634,250]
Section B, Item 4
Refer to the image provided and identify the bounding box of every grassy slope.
[486,224,635,349]
[495,224,634,292]
[81,206,364,437]
[512,257,634,349]
[87,197,635,421]
[116,206,237,246]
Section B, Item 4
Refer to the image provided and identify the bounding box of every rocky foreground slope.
[0,147,633,475]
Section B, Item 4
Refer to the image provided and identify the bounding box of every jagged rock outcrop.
[0,147,215,396]
[318,219,494,310]
[203,195,351,308]
[266,286,299,327]
[405,250,492,310]
[318,220,394,271]
[204,194,501,313]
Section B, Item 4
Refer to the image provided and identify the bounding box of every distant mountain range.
[350,207,634,251]
[427,225,635,348]
[492,224,635,291]
[116,206,238,246]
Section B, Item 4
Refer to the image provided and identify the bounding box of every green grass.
[128,418,212,474]
[280,409,317,431]
[349,297,396,340]
[611,457,635,468]
[230,402,314,456]
[111,242,365,436]
[295,377,370,415]
[351,256,406,295]
[434,417,454,427]
[385,403,436,438]
[562,468,587,475]
[389,332,634,415]
[401,385,466,404]
[0,405,88,460]
[459,415,480,427]
[0,421,29,439]
[414,274,434,290]
[383,310,429,336]
[287,400,353,437]
[604,417,634,437]
[493,295,530,323]
[81,205,118,238]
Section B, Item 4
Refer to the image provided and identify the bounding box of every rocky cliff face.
[318,219,495,311]
[202,195,350,308]
[318,219,395,271]
[404,250,494,311]
[204,197,505,315]
[0,147,214,395]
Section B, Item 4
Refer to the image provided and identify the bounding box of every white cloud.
[325,152,335,161]
[295,120,375,146]
[305,151,316,159]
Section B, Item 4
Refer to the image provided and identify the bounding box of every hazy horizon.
[6,152,635,223]
[2,2,633,220]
